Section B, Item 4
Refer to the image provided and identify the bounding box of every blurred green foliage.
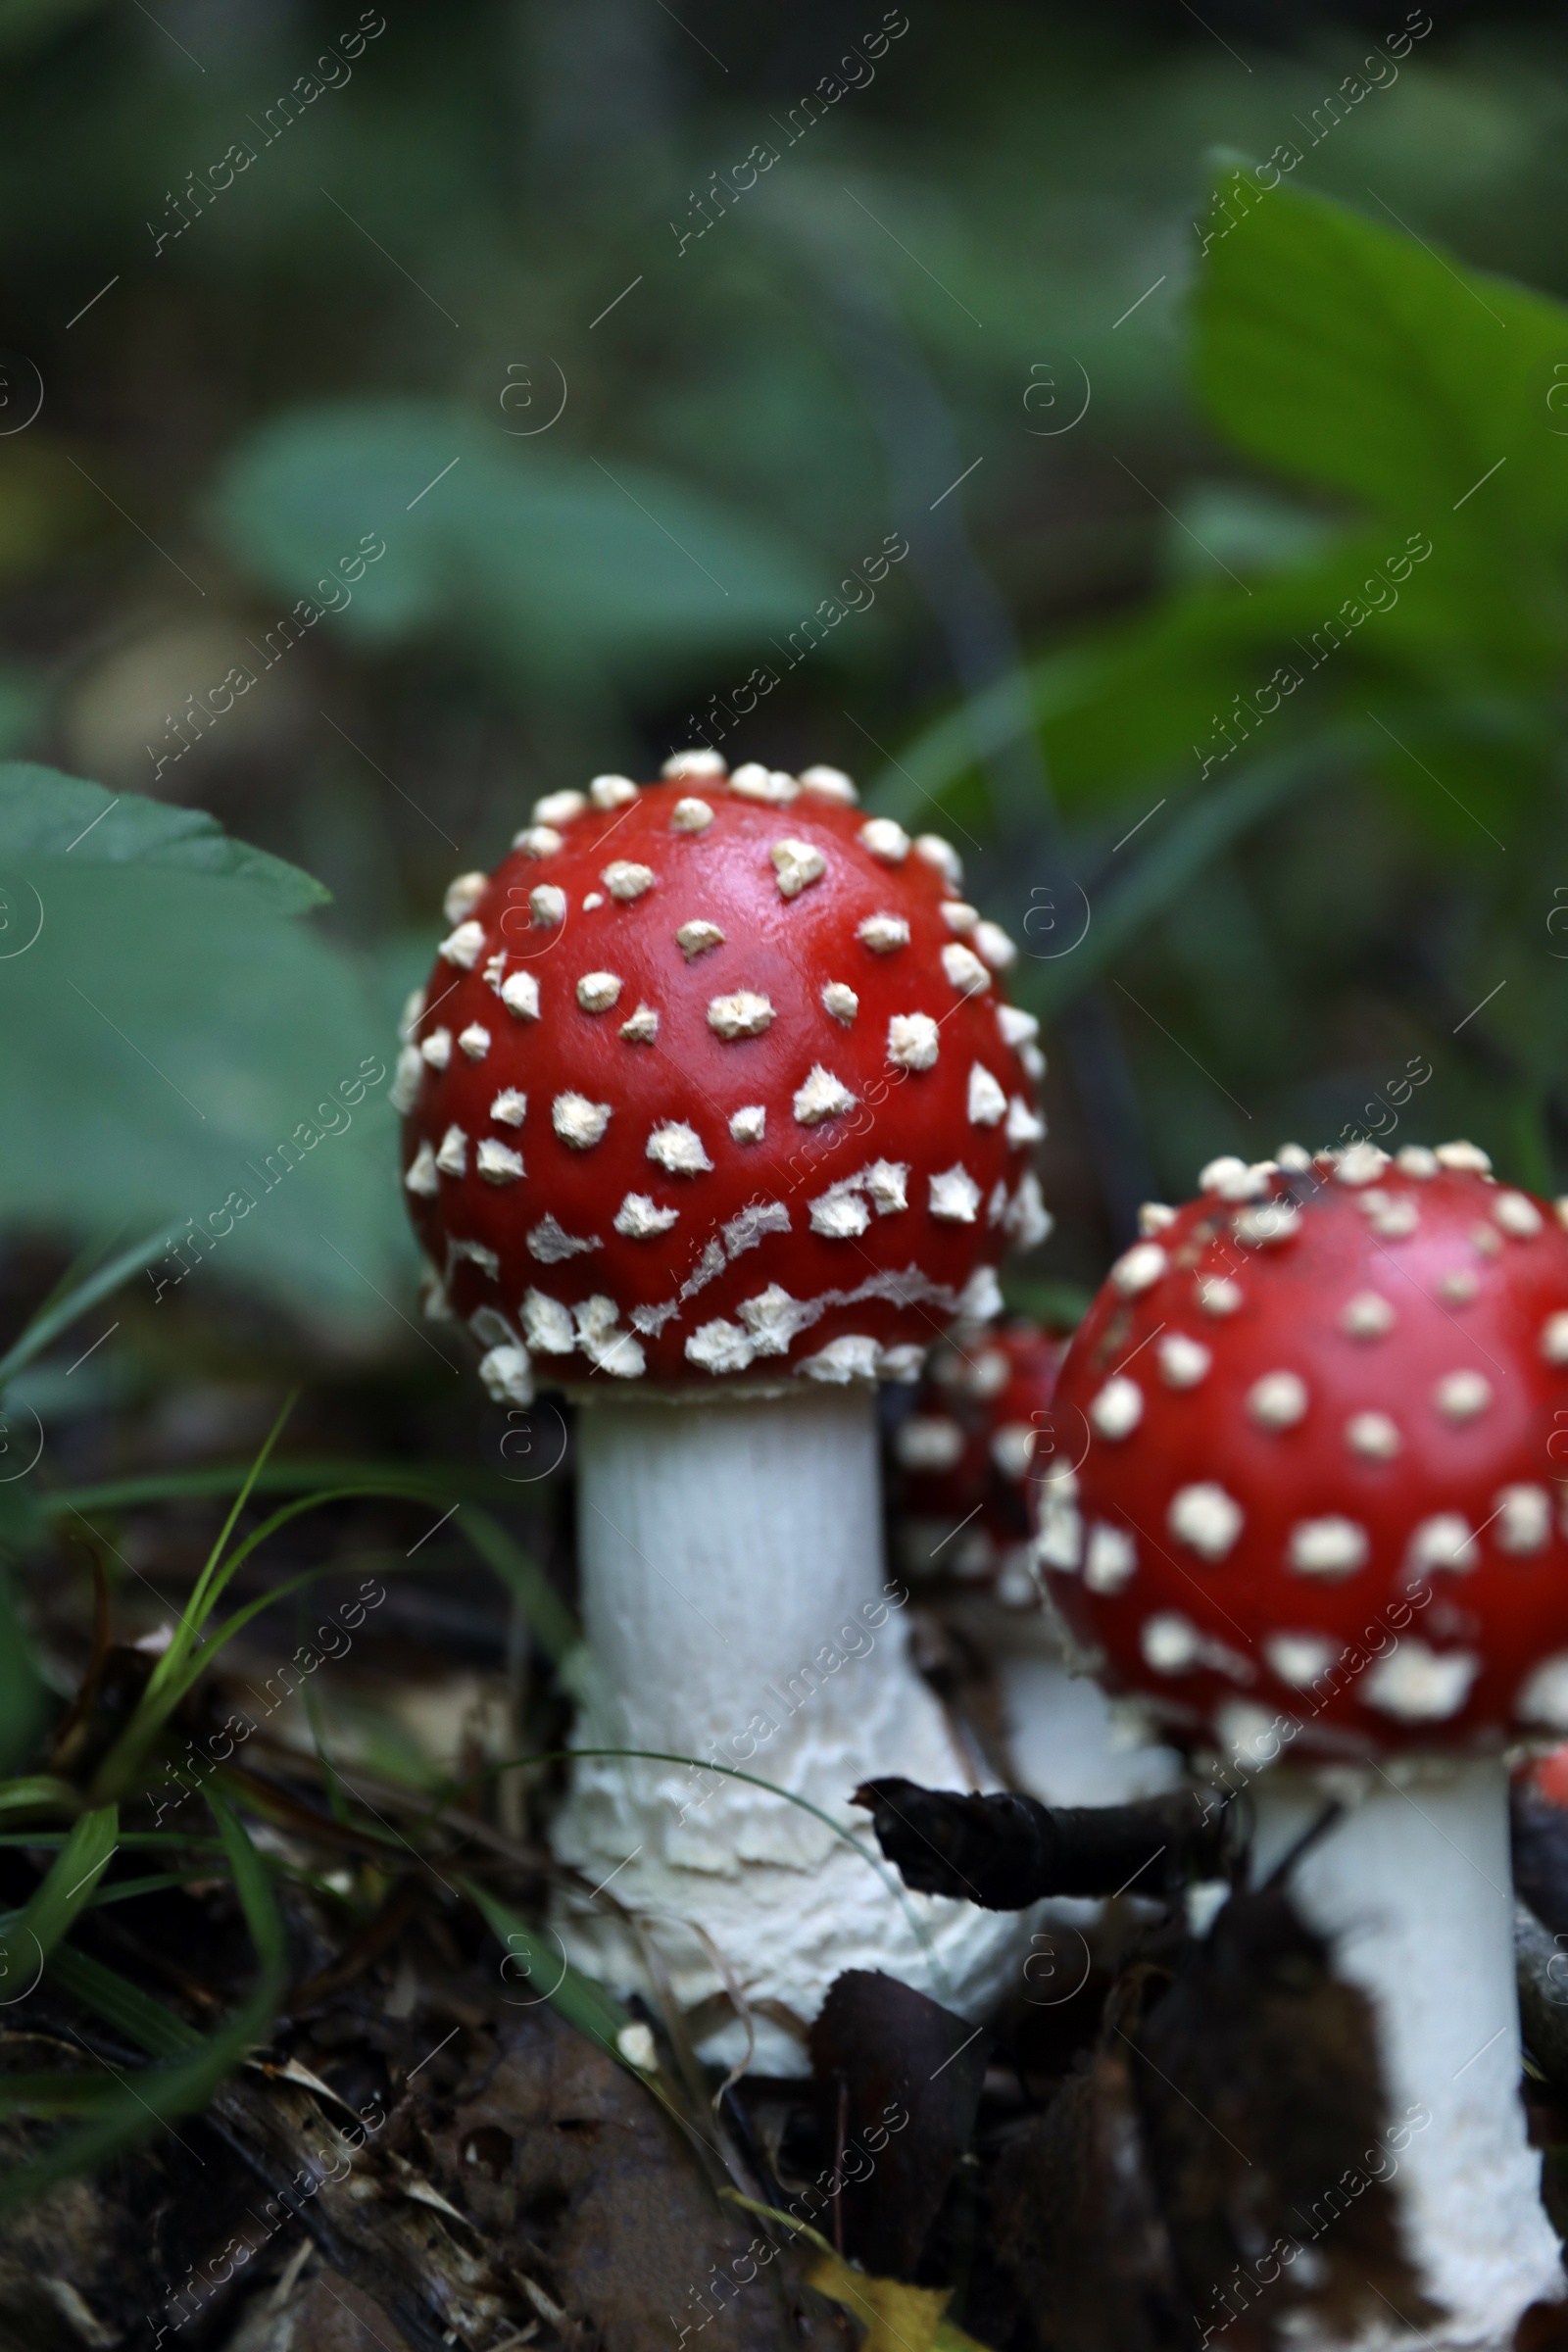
[0,764,410,1316]
[2,0,1568,1333]
[2,0,1568,2221]
[209,402,827,688]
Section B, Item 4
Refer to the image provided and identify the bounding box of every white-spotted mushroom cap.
[400,769,1047,1390]
[1039,1144,1568,1755]
[891,1319,1068,1602]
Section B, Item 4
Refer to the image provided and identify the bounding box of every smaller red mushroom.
[1040,1141,1568,2343]
[894,1315,1182,1808]
[894,1316,1069,1603]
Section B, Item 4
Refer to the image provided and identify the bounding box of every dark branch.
[852,1779,1228,1910]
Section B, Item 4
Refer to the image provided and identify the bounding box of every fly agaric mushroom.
[895,1317,1182,1806]
[1039,1141,1568,2342]
[894,1316,1069,1601]
[398,754,1052,2064]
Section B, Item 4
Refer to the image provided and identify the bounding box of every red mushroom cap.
[894,1318,1068,1599]
[396,759,1050,1390]
[1038,1142,1568,1759]
[1521,1743,1568,1809]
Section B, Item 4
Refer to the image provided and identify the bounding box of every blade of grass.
[167,1391,299,1653]
[720,2183,838,2257]
[44,1944,203,2059]
[100,1485,441,1792]
[0,1778,77,1819]
[172,1482,456,1656]
[214,1761,417,1871]
[456,1508,579,1668]
[300,1680,353,1829]
[43,1458,521,1517]
[0,1793,286,2217]
[462,1877,631,2059]
[15,1806,119,1965]
[446,1747,943,1988]
[0,1833,223,1849]
[209,1789,286,1985]
[70,1870,202,1908]
[0,1228,173,1394]
[1022,732,1354,1020]
[98,1494,583,1799]
[460,1881,741,2184]
[0,2075,131,2119]
[44,1471,580,1660]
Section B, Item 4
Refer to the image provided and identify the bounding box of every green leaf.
[1157,480,1340,586]
[207,402,828,690]
[0,766,412,1317]
[1038,533,1519,805]
[0,764,327,914]
[1194,180,1568,547]
[866,187,1568,862]
[15,1806,118,1965]
[1021,737,1347,1017]
[876,527,1539,859]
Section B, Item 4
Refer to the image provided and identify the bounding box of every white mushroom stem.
[1001,1634,1183,1807]
[549,1385,1037,2073]
[1251,1759,1564,2347]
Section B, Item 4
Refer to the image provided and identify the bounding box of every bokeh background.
[4,0,1568,1512]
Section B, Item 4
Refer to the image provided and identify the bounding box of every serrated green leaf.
[0,764,328,913]
[1194,181,1568,546]
[1041,530,1528,805]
